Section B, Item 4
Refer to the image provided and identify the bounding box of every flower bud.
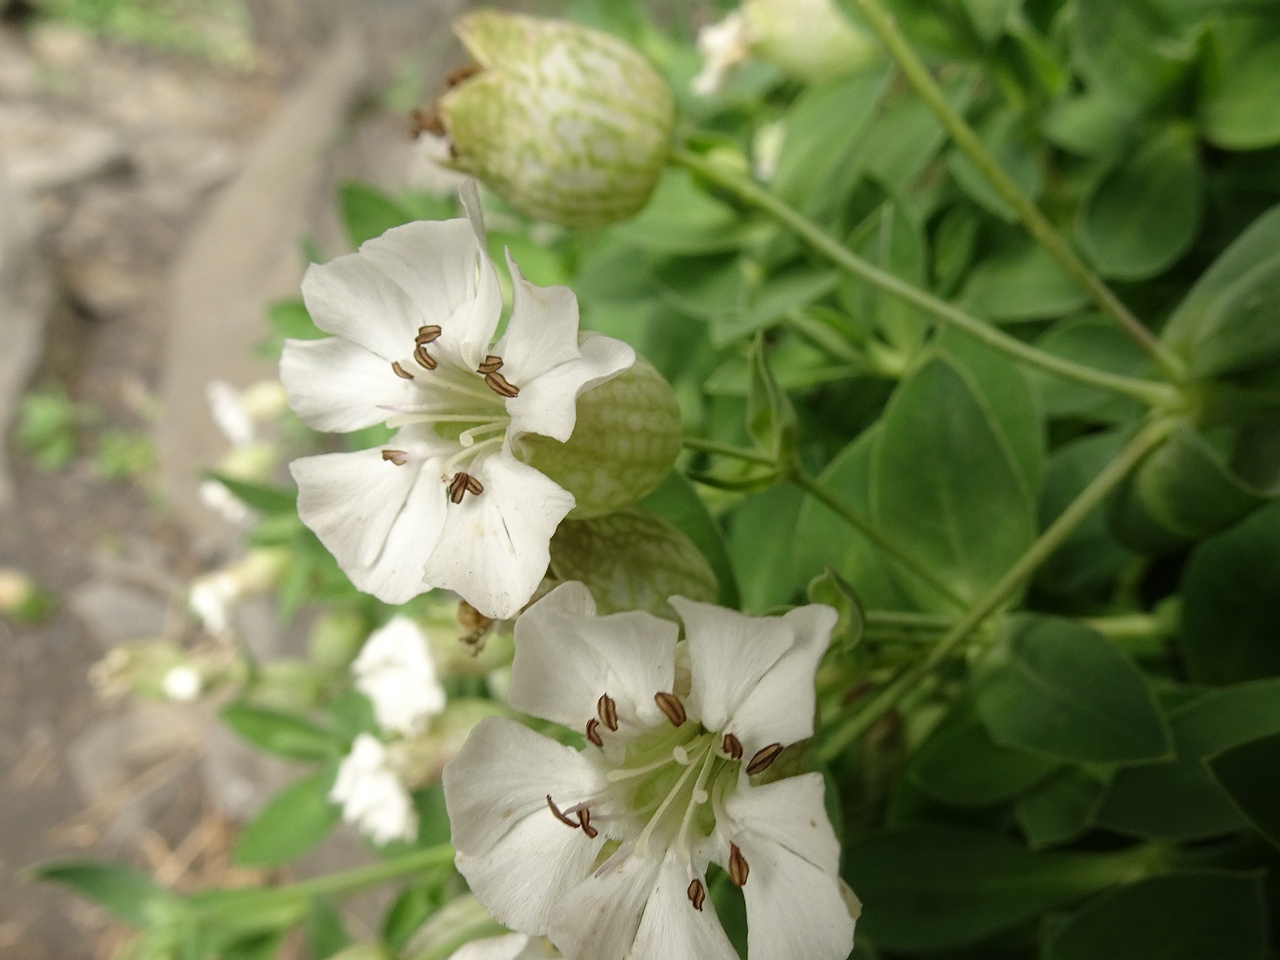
[435,11,675,228]
[520,352,682,518]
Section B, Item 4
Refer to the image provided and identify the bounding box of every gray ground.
[0,3,466,956]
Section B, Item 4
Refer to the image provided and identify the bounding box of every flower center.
[378,326,521,502]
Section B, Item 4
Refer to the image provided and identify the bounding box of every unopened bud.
[434,11,675,228]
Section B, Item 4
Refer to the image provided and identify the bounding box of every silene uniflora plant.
[31,1,1280,959]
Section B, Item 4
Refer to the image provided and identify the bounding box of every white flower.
[161,665,203,702]
[280,181,634,618]
[691,11,753,96]
[443,583,856,960]
[354,616,446,736]
[188,569,238,636]
[331,733,418,845]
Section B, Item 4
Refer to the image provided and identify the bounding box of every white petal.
[446,934,531,960]
[301,252,427,361]
[723,773,841,877]
[723,604,836,754]
[670,597,794,734]
[423,452,574,619]
[445,718,604,934]
[359,202,502,371]
[354,616,446,735]
[495,254,583,385]
[630,853,738,960]
[547,853,663,960]
[280,337,418,433]
[506,333,636,443]
[509,582,678,731]
[292,445,449,605]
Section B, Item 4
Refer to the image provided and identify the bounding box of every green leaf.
[909,713,1060,807]
[805,567,866,654]
[1179,500,1280,684]
[730,486,806,613]
[712,267,841,346]
[382,883,441,949]
[304,898,350,959]
[745,334,797,459]
[872,356,1035,608]
[792,427,916,611]
[548,509,720,620]
[613,169,753,254]
[203,473,297,516]
[1030,316,1149,423]
[221,704,344,760]
[960,0,1020,43]
[1078,127,1203,281]
[976,615,1171,763]
[1015,768,1107,849]
[24,860,184,928]
[843,826,1135,951]
[267,299,322,340]
[1210,733,1280,849]
[1201,32,1280,150]
[1161,202,1280,379]
[947,110,1042,222]
[1070,0,1194,107]
[1041,92,1135,157]
[960,241,1090,321]
[637,472,740,608]
[233,770,342,867]
[1045,872,1267,960]
[339,183,415,247]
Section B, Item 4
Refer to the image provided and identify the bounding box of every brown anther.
[687,878,707,912]
[728,843,750,886]
[391,361,414,380]
[597,693,619,732]
[746,742,784,776]
[585,718,603,748]
[415,324,443,345]
[409,108,445,138]
[546,794,579,829]
[577,808,599,839]
[448,472,484,504]
[484,370,520,398]
[446,64,481,88]
[722,733,744,760]
[477,354,504,375]
[381,449,409,466]
[654,692,687,727]
[413,344,438,370]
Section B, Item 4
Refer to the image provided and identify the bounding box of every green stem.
[681,435,776,466]
[842,0,1186,381]
[818,417,1176,762]
[672,149,1180,410]
[791,466,968,610]
[866,610,954,631]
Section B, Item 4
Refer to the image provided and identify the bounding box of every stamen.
[448,472,484,504]
[578,808,599,839]
[381,449,409,466]
[654,691,687,727]
[459,421,507,448]
[585,719,603,747]
[391,361,414,380]
[477,355,504,374]
[441,435,504,478]
[747,742,784,775]
[546,794,579,829]
[416,325,442,345]
[728,843,750,886]
[414,344,438,370]
[484,370,520,398]
[687,878,707,911]
[597,693,619,732]
[722,733,743,760]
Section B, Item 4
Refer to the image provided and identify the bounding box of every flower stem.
[671,148,1181,410]
[791,465,968,611]
[681,435,777,465]
[840,0,1185,381]
[817,417,1177,762]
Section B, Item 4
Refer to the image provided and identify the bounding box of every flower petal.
[292,444,449,605]
[423,452,575,619]
[445,717,604,934]
[506,333,636,444]
[446,934,531,960]
[301,251,429,362]
[725,775,854,960]
[509,582,678,730]
[280,337,418,432]
[670,597,794,734]
[359,184,502,370]
[547,853,663,960]
[722,604,836,754]
[495,254,583,385]
[630,853,738,960]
